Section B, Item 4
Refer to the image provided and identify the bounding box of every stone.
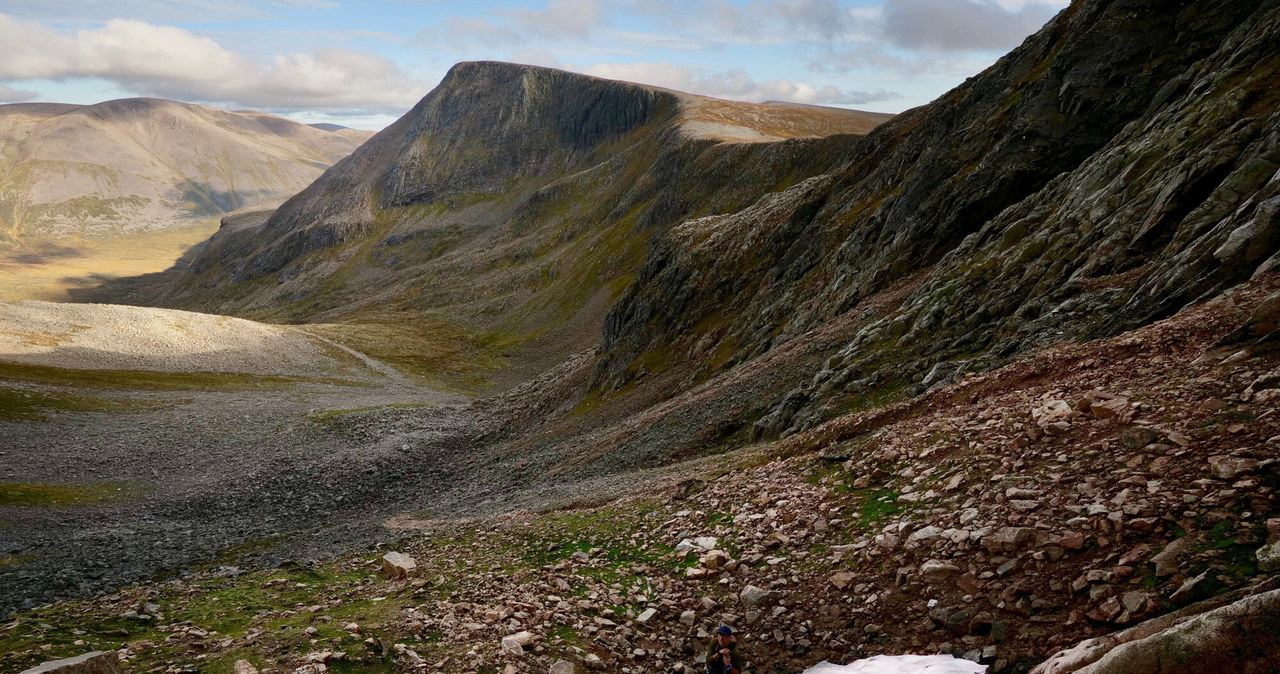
[637,608,658,624]
[1031,587,1280,674]
[500,636,525,656]
[234,662,259,674]
[549,659,576,674]
[1196,398,1230,413]
[1208,456,1260,480]
[1033,400,1074,427]
[701,550,730,570]
[1120,591,1150,615]
[1256,541,1280,572]
[1059,532,1086,551]
[1120,427,1160,448]
[20,652,123,674]
[381,552,416,579]
[920,560,961,584]
[693,537,718,551]
[1150,538,1190,577]
[983,527,1038,553]
[1169,570,1212,605]
[740,585,774,610]
[908,525,945,547]
[680,610,696,626]
[1117,543,1150,566]
[829,571,856,589]
[1091,596,1123,623]
[1089,397,1130,422]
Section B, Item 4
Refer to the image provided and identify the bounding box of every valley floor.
[1,276,1277,673]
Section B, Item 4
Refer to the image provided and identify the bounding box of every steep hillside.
[150,62,891,378]
[593,0,1280,442]
[0,99,368,248]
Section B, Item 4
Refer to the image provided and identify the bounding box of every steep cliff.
[593,0,1280,438]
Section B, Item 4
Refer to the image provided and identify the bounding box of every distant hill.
[309,122,378,143]
[0,98,371,249]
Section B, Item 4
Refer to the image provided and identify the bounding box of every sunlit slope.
[0,99,368,248]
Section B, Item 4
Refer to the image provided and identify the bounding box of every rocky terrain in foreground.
[5,0,1280,671]
[3,270,1276,674]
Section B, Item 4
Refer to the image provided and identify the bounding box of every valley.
[3,0,1280,672]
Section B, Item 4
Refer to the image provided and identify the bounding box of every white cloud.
[0,13,427,111]
[0,82,39,102]
[691,0,877,46]
[507,0,606,40]
[581,61,894,105]
[0,0,336,25]
[883,0,1061,52]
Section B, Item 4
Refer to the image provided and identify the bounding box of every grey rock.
[20,652,122,674]
[1031,586,1280,674]
[1257,541,1280,573]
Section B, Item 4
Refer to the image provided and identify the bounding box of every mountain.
[308,122,379,143]
[5,0,1280,669]
[591,0,1280,440]
[143,62,892,372]
[154,0,1280,452]
[0,98,370,248]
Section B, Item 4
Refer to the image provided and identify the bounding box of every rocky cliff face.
[0,99,366,248]
[593,0,1280,439]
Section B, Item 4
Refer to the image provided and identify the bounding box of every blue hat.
[717,626,733,636]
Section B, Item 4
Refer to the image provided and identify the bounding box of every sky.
[0,0,1070,130]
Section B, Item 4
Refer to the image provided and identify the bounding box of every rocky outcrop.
[593,0,1280,438]
[1031,583,1280,674]
[20,651,122,674]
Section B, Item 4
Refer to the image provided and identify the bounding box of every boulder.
[1031,585,1280,674]
[982,527,1039,553]
[1150,538,1190,577]
[500,635,525,656]
[20,652,122,674]
[234,662,259,674]
[740,585,775,610]
[700,550,730,570]
[1089,397,1130,422]
[381,552,417,579]
[920,560,962,584]
[829,571,856,589]
[1207,456,1259,480]
[1257,541,1280,573]
[550,659,576,674]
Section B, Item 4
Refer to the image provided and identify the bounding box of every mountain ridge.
[0,97,370,249]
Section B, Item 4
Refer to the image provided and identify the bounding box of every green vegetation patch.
[0,360,360,392]
[0,481,144,507]
[0,386,167,421]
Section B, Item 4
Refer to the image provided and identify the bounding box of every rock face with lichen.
[592,0,1280,439]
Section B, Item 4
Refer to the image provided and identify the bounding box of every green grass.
[855,488,906,528]
[0,360,361,392]
[0,386,167,420]
[0,481,145,507]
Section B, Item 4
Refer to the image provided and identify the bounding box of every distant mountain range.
[0,98,374,248]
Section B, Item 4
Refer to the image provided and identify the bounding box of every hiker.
[705,625,744,674]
